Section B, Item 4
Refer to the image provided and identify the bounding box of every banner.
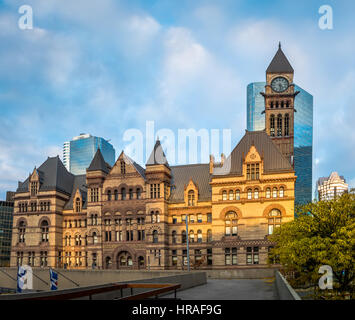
[49,268,58,291]
[17,265,33,293]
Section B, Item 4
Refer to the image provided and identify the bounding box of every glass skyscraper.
[63,134,115,175]
[247,82,313,205]
[0,198,14,267]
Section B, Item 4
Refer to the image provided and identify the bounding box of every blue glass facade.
[0,200,14,267]
[247,82,266,132]
[246,82,313,205]
[69,135,115,175]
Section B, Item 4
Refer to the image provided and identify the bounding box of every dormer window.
[75,198,81,213]
[188,190,195,206]
[30,182,38,196]
[247,164,260,180]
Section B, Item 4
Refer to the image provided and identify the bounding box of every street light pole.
[185,215,190,272]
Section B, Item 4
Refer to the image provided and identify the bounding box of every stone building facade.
[10,46,297,270]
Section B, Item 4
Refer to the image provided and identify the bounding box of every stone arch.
[16,217,28,227]
[219,206,242,220]
[38,216,51,227]
[262,204,287,217]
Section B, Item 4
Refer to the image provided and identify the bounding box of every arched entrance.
[116,251,133,269]
[138,256,145,269]
[105,256,112,269]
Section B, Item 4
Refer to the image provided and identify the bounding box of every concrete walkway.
[165,278,278,300]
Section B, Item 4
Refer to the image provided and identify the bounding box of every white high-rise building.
[317,172,348,201]
[63,141,70,171]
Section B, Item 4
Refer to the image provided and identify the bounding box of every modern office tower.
[63,133,115,175]
[63,141,70,171]
[0,194,14,267]
[247,48,313,205]
[317,172,349,201]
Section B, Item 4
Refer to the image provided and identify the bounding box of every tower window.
[277,114,282,136]
[284,114,290,136]
[270,115,275,137]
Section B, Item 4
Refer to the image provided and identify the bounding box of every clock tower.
[261,43,299,165]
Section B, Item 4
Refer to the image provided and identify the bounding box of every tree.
[269,193,355,299]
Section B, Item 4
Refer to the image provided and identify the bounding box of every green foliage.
[269,193,355,299]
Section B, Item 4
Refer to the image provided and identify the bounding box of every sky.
[0,0,354,199]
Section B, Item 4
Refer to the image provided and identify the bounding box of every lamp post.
[185,215,190,272]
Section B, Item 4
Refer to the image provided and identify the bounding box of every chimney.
[221,153,226,167]
[209,155,215,174]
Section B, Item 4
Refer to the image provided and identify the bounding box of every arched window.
[136,188,141,199]
[254,189,259,199]
[270,115,275,137]
[75,198,81,213]
[189,214,195,223]
[270,101,274,109]
[105,257,111,269]
[277,114,282,136]
[114,189,118,200]
[284,114,290,136]
[247,189,252,200]
[129,189,133,200]
[268,209,282,235]
[41,220,49,242]
[121,188,126,200]
[281,101,284,108]
[189,230,195,243]
[151,211,156,223]
[279,187,284,198]
[188,190,195,206]
[182,230,186,244]
[156,211,160,223]
[229,190,234,201]
[120,160,126,174]
[92,232,98,244]
[197,230,203,243]
[222,191,227,201]
[266,188,271,199]
[207,229,212,242]
[172,231,177,244]
[107,190,111,201]
[225,212,238,236]
[273,187,278,198]
[153,230,158,243]
[19,221,26,243]
[235,190,240,201]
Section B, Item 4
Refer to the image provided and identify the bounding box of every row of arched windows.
[19,201,51,213]
[18,220,49,243]
[223,210,282,236]
[222,187,285,201]
[269,100,291,109]
[270,114,290,137]
[107,188,142,201]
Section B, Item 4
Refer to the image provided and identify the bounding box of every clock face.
[271,77,289,92]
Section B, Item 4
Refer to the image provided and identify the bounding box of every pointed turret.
[87,148,110,173]
[266,42,294,73]
[146,139,169,167]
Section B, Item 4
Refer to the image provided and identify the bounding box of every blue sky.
[0,0,354,199]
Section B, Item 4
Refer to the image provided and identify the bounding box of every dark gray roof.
[64,175,87,210]
[170,164,211,202]
[119,153,146,179]
[266,43,294,73]
[146,140,169,167]
[87,148,111,173]
[17,156,75,195]
[213,130,294,176]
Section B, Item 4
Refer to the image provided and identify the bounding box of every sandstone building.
[10,46,297,270]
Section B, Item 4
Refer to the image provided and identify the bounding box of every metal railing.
[7,283,181,300]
